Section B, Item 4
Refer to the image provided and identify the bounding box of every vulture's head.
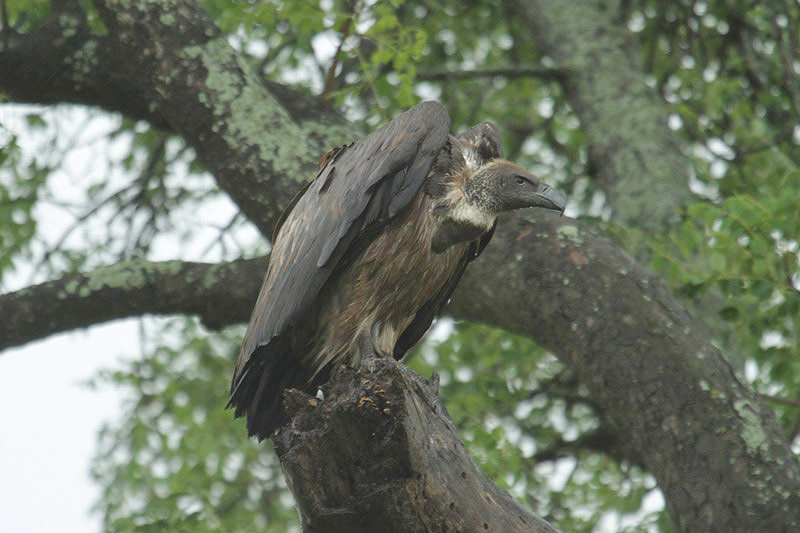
[466,160,566,215]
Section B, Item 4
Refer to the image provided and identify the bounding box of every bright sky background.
[0,322,136,532]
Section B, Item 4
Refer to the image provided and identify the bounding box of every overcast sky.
[0,322,136,532]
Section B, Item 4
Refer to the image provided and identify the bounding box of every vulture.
[229,101,566,439]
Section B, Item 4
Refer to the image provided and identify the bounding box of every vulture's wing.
[231,102,451,405]
[393,121,504,359]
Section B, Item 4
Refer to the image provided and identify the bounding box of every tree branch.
[0,257,264,350]
[88,0,352,237]
[1,1,798,531]
[509,0,693,228]
[532,426,620,464]
[449,212,800,531]
[0,1,172,128]
[0,0,356,237]
[762,393,800,409]
[417,66,563,83]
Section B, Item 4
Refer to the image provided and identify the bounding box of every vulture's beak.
[533,183,567,215]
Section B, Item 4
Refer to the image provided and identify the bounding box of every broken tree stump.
[272,356,562,533]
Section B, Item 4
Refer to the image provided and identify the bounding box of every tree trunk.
[273,356,561,533]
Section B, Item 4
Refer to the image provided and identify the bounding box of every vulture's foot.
[402,368,442,414]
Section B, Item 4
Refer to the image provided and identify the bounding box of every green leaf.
[751,259,769,278]
[368,13,398,34]
[749,236,769,255]
[687,202,712,220]
[719,306,740,321]
[25,114,47,128]
[708,252,727,272]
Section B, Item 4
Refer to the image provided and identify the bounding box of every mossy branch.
[0,257,264,350]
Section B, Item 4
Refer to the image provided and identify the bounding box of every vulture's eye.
[515,175,526,185]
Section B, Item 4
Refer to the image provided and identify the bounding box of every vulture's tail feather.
[228,335,319,440]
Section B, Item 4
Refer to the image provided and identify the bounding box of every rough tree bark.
[274,357,561,533]
[0,258,264,348]
[1,1,799,532]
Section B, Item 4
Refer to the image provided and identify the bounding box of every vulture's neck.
[430,169,496,254]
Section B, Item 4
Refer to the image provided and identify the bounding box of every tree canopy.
[1,0,799,531]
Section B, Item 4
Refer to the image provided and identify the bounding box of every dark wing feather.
[230,102,450,410]
[392,123,504,359]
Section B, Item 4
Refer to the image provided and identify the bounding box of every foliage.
[91,319,299,532]
[618,0,800,435]
[0,109,253,288]
[93,318,668,532]
[408,323,668,532]
[0,128,39,279]
[200,0,427,116]
[1,0,50,32]
[643,149,800,430]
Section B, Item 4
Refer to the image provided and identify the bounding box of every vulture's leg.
[356,322,396,375]
[356,328,380,375]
